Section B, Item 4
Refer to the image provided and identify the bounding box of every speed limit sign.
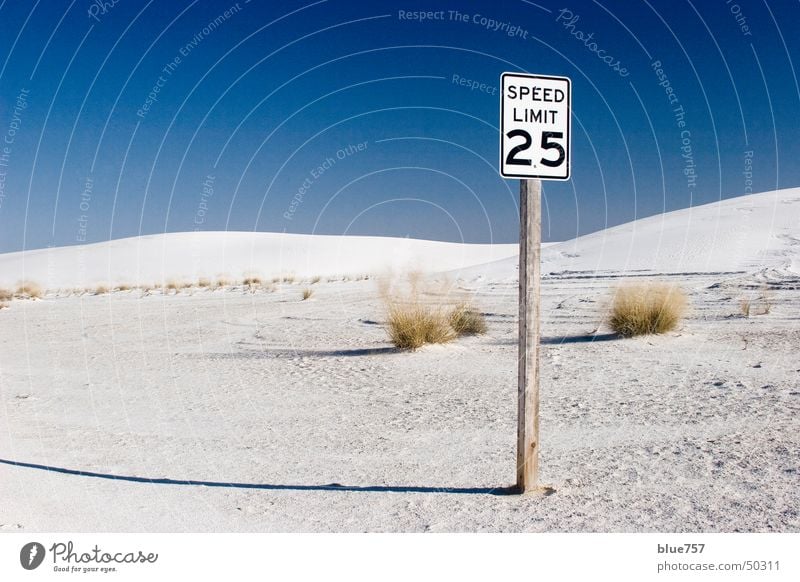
[500,72,571,180]
[501,72,572,493]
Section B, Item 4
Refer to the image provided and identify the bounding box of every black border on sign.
[499,72,571,181]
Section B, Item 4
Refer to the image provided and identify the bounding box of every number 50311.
[505,129,565,167]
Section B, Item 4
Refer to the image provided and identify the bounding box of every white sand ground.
[0,189,798,532]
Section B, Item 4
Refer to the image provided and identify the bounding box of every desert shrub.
[758,285,772,314]
[740,298,751,317]
[243,277,262,293]
[163,280,186,293]
[214,277,231,289]
[608,283,687,337]
[449,303,487,336]
[93,285,110,295]
[740,285,772,317]
[381,273,484,349]
[115,283,132,292]
[14,281,42,299]
[0,288,13,302]
[301,287,314,300]
[197,278,211,288]
[386,302,456,349]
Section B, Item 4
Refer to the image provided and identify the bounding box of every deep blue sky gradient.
[0,0,798,252]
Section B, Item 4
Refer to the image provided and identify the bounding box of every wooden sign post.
[517,178,542,492]
[500,72,571,493]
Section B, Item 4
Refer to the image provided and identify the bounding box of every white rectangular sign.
[500,72,571,180]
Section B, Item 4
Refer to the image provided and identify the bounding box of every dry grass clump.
[243,276,262,292]
[163,280,190,293]
[741,285,772,317]
[608,283,687,337]
[381,273,486,349]
[93,285,110,295]
[0,288,13,302]
[386,302,456,349]
[282,275,295,284]
[197,278,212,288]
[214,277,232,289]
[740,298,751,318]
[14,281,42,299]
[310,275,321,284]
[449,302,487,336]
[115,283,132,292]
[301,288,314,300]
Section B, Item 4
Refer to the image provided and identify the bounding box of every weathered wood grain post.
[517,178,541,492]
[500,72,571,493]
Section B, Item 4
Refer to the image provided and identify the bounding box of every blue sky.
[0,0,798,252]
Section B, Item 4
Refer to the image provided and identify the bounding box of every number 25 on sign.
[500,73,571,180]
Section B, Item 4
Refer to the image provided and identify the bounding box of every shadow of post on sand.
[0,458,519,496]
[540,332,620,344]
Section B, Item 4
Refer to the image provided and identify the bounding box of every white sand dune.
[1,188,797,290]
[461,187,800,283]
[0,231,517,289]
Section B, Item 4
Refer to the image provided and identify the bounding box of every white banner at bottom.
[1,533,797,581]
